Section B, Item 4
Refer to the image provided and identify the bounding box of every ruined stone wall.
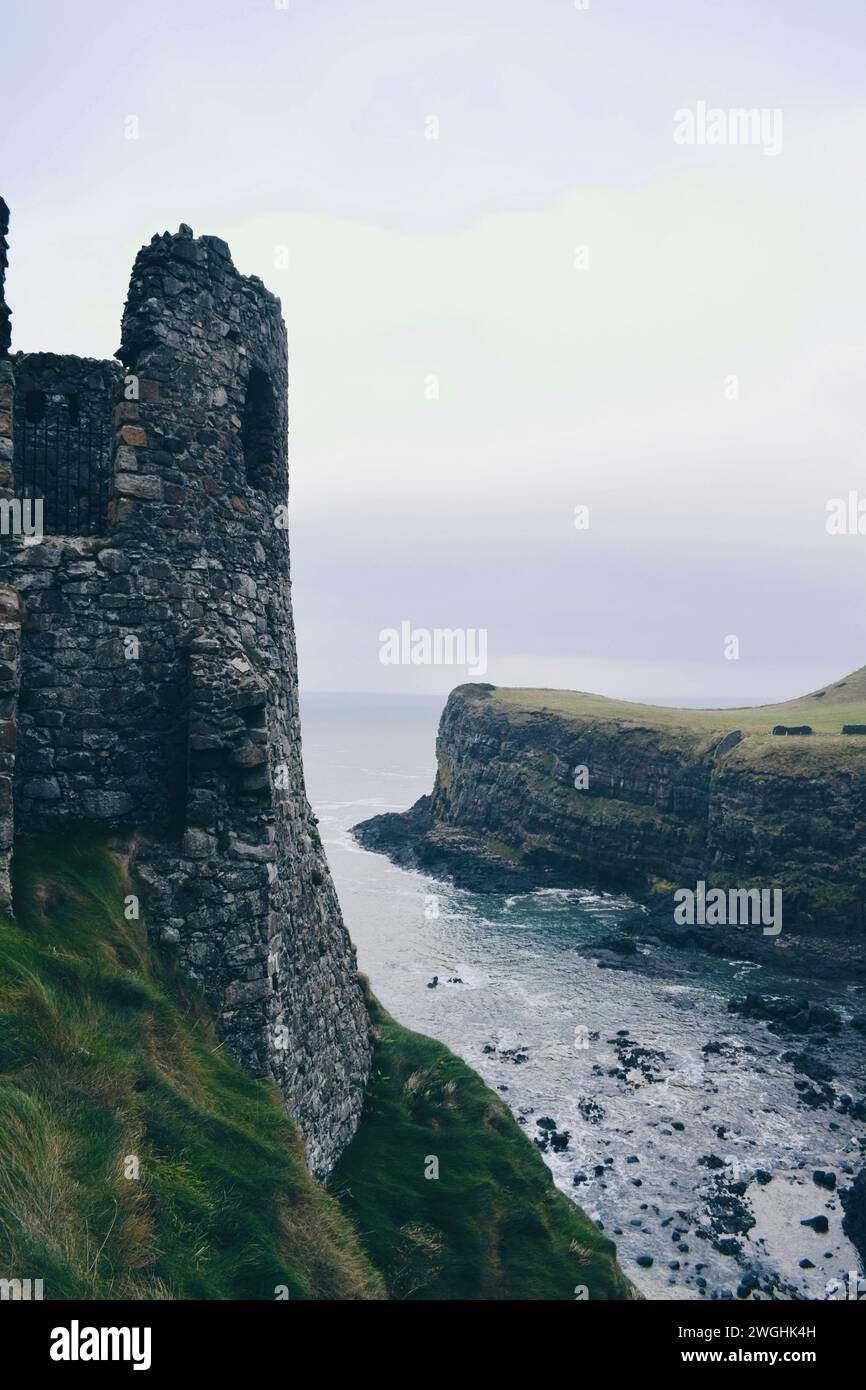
[0,199,12,525]
[0,199,10,357]
[109,225,372,1174]
[12,354,119,535]
[0,203,16,896]
[4,538,184,831]
[0,216,371,1177]
[0,357,12,537]
[0,588,20,905]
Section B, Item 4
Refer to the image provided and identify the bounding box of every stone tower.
[0,212,371,1177]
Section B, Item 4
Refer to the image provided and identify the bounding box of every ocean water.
[301,693,865,1301]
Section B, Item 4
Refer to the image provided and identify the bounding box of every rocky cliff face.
[355,683,866,935]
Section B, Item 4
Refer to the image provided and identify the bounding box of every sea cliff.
[354,676,866,947]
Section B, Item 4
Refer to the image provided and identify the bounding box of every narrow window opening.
[241,367,278,490]
[24,389,46,423]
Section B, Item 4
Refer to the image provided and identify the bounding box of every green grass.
[0,833,634,1301]
[331,989,636,1301]
[488,662,866,736]
[0,834,383,1300]
[461,667,866,779]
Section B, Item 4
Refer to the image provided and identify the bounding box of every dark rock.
[577,1097,605,1124]
[840,1169,866,1265]
[783,1051,834,1083]
[591,935,637,957]
[812,1170,837,1191]
[800,1215,830,1234]
[729,993,841,1036]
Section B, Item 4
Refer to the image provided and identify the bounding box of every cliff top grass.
[463,663,866,742]
[0,833,634,1300]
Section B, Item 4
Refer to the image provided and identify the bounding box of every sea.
[300,693,865,1302]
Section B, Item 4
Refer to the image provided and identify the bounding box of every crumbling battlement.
[0,210,371,1177]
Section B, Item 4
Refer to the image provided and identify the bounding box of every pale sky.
[3,0,865,699]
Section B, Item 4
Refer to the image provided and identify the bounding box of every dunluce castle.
[0,200,371,1177]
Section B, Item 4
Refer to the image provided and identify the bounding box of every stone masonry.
[0,208,371,1177]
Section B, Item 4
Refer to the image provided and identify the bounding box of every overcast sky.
[4,0,865,699]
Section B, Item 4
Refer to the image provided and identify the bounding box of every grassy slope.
[0,834,633,1301]
[332,989,634,1301]
[0,834,383,1300]
[492,662,866,735]
[478,665,866,780]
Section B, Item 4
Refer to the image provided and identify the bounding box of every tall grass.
[0,833,383,1300]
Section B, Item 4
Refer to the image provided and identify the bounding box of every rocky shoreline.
[353,807,866,1284]
[352,682,866,1290]
[353,799,866,986]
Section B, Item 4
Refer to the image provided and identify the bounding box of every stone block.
[117,425,147,447]
[114,473,161,499]
[182,828,217,858]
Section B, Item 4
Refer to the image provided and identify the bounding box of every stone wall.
[0,585,20,905]
[0,212,372,1177]
[0,198,10,357]
[0,360,12,521]
[12,354,119,535]
[5,537,183,831]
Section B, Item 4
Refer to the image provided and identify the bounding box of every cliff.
[0,833,634,1301]
[355,673,866,939]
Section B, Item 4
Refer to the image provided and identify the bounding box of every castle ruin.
[0,201,371,1177]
